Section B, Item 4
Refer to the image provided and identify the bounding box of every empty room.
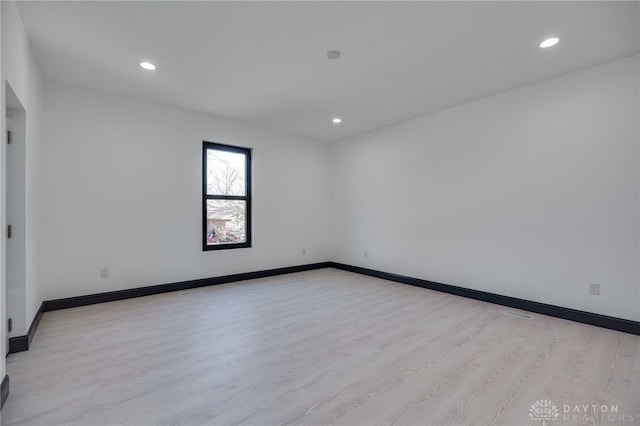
[1,1,639,425]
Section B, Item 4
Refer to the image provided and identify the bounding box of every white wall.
[3,7,638,353]
[40,83,331,300]
[331,55,640,322]
[1,0,44,341]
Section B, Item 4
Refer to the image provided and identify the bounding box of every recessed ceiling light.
[539,37,559,48]
[332,117,342,124]
[326,50,341,60]
[139,61,156,71]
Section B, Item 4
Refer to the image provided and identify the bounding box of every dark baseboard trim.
[28,302,45,344]
[1,375,9,410]
[43,262,332,312]
[328,262,640,336]
[8,302,45,354]
[10,260,638,357]
[8,336,28,354]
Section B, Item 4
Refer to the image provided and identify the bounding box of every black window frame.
[202,141,252,251]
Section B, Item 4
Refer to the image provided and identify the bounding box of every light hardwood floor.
[3,268,639,425]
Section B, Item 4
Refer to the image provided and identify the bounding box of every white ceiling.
[16,1,640,142]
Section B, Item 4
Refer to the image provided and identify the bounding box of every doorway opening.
[4,82,27,355]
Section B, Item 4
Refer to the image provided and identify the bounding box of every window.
[202,141,252,250]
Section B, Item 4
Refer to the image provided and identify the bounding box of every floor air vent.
[503,310,533,320]
[179,289,204,296]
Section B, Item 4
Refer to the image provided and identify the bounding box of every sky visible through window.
[207,149,246,196]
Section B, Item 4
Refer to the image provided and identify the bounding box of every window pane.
[206,149,246,196]
[206,200,247,245]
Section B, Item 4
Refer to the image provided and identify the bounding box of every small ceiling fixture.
[139,61,156,71]
[326,50,341,60]
[332,117,342,124]
[539,37,559,48]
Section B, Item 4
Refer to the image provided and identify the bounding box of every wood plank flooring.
[3,268,639,425]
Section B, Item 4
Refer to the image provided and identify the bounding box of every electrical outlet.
[364,251,368,259]
[302,248,307,256]
[100,268,109,278]
[589,283,600,296]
